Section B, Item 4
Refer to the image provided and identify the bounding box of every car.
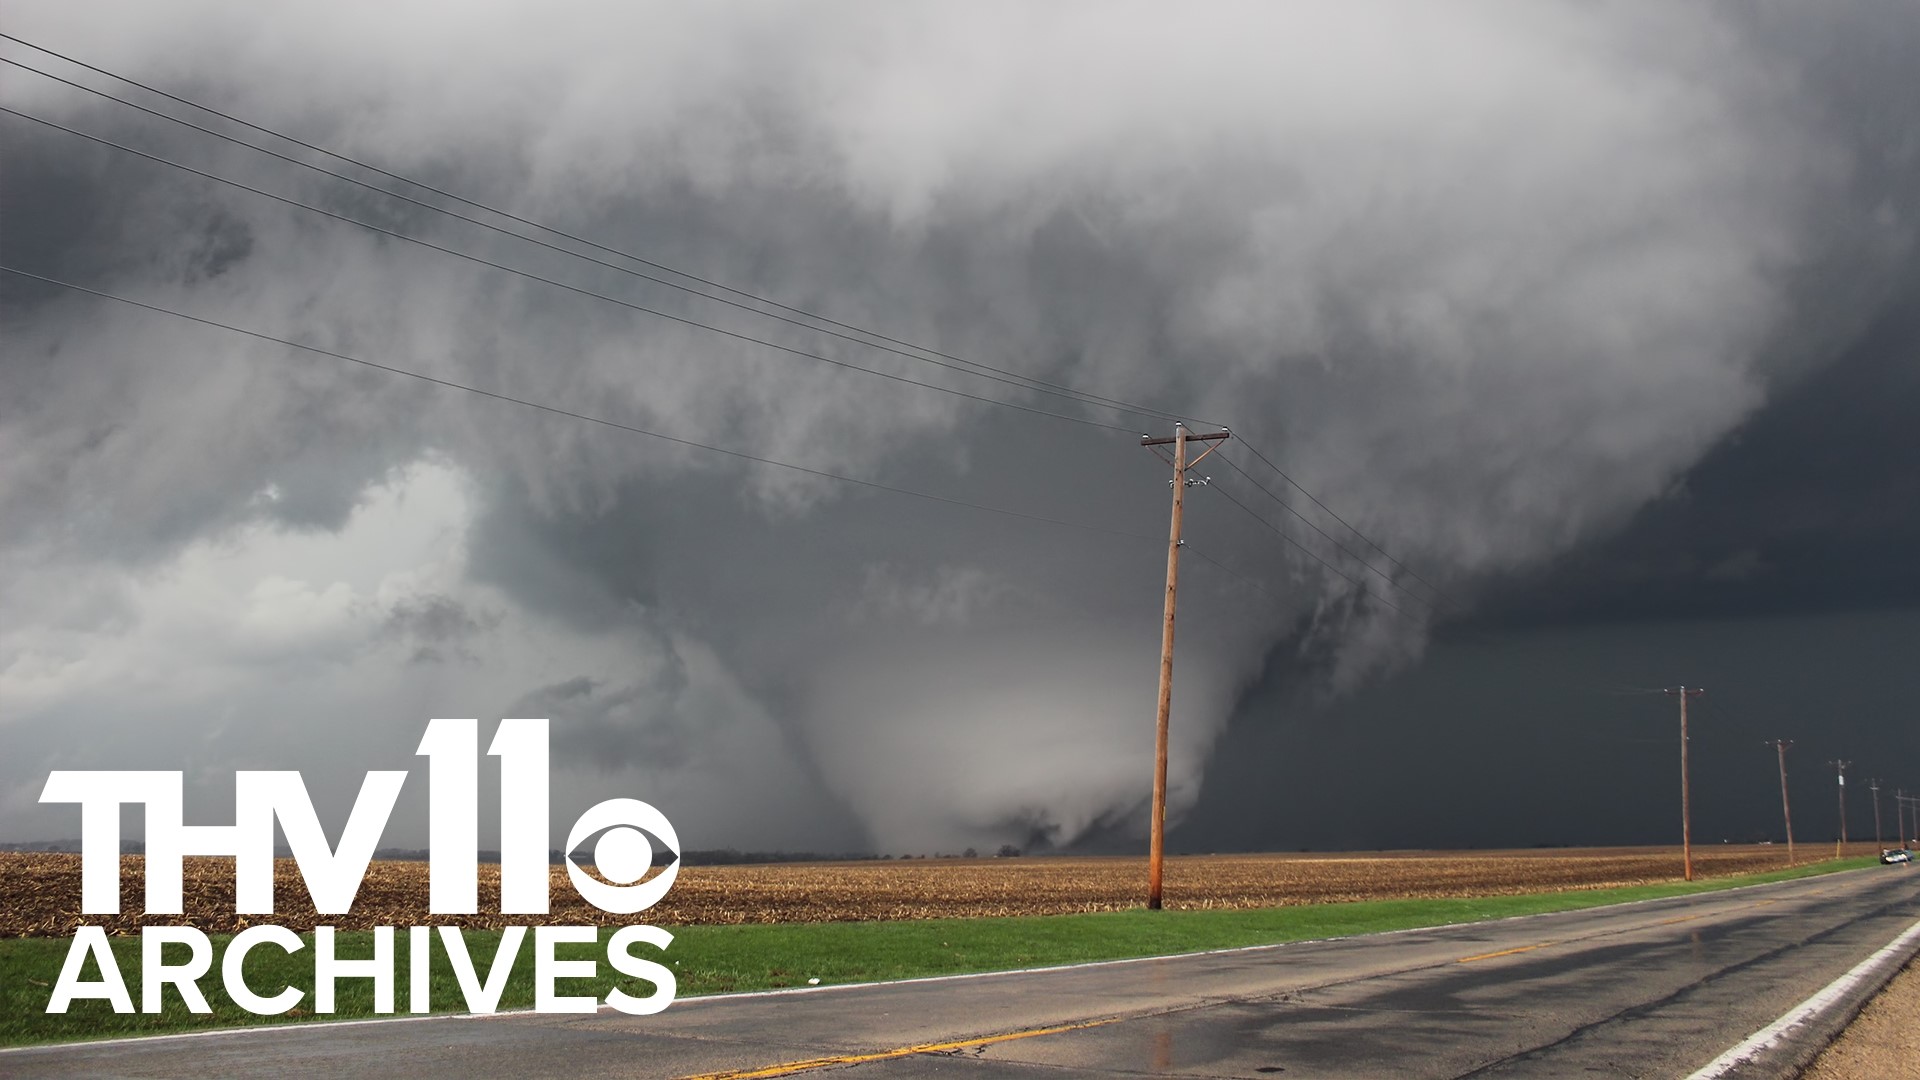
[1880,848,1913,864]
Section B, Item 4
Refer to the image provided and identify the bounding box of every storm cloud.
[2,2,1914,854]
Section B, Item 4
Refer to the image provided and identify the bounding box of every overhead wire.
[1181,541,1366,627]
[0,105,1141,436]
[1233,437,1457,607]
[0,265,1167,547]
[8,98,1453,619]
[0,55,1202,432]
[26,34,1821,806]
[1,98,1451,617]
[0,32,1455,609]
[1205,482,1422,623]
[0,39,1215,430]
[1584,684,1680,697]
[1211,448,1447,611]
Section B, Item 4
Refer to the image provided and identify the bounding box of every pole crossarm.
[1140,431,1231,446]
[1143,429,1231,470]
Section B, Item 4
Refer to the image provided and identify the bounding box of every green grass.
[0,856,1877,1047]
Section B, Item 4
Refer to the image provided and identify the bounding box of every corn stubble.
[1,845,1847,937]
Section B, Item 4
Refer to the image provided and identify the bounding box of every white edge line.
[669,863,1877,1005]
[1684,915,1920,1080]
[1,864,1880,1056]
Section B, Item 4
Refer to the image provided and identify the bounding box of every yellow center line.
[691,881,1842,1077]
[1457,941,1555,963]
[673,1016,1121,1080]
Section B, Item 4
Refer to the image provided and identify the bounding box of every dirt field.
[1804,957,1920,1080]
[0,844,1862,936]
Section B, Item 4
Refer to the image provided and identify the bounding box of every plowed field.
[2,844,1858,937]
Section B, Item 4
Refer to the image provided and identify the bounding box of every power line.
[1207,482,1422,622]
[1,55,1200,432]
[5,99,1454,627]
[1183,542,1357,625]
[0,32,1454,610]
[1213,449,1447,611]
[1182,544,1275,596]
[1233,437,1456,607]
[0,105,1147,438]
[0,40,1213,432]
[0,33,1444,600]
[1583,683,1674,696]
[0,265,1168,546]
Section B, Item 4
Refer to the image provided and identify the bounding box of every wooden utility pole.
[1140,423,1229,910]
[1829,760,1851,859]
[1766,739,1794,865]
[1665,687,1704,881]
[1868,778,1883,850]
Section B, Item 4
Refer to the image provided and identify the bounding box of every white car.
[1880,848,1913,865]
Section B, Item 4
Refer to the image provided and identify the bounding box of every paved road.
[9,867,1919,1079]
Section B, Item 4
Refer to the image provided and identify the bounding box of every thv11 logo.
[38,718,679,1017]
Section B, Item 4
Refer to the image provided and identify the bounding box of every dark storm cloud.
[0,111,430,560]
[1428,0,1920,633]
[1179,610,1920,853]
[381,592,500,663]
[1179,0,1920,853]
[3,1,1917,853]
[1465,277,1920,629]
[515,673,696,772]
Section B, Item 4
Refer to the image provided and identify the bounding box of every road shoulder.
[1803,956,1920,1080]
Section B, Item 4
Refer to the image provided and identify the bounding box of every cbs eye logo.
[565,798,680,914]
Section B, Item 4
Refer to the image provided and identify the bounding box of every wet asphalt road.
[7,865,1918,1079]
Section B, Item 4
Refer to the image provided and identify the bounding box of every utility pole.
[1140,423,1229,910]
[1868,778,1883,850]
[1765,739,1794,865]
[1665,687,1705,881]
[1829,760,1851,859]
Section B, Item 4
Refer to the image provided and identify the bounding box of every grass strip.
[0,856,1880,1047]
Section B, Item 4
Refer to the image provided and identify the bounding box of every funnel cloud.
[2,2,1915,855]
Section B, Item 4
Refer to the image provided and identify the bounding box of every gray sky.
[2,1,1915,855]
